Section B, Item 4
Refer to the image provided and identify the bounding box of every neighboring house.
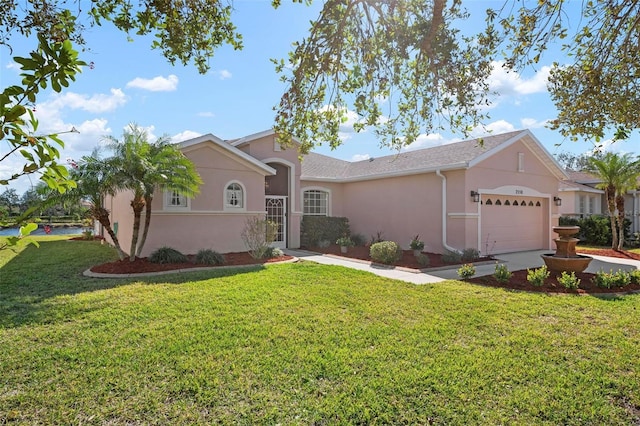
[104,129,569,257]
[559,170,640,234]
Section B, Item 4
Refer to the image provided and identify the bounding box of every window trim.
[302,187,331,216]
[164,190,190,210]
[224,180,246,211]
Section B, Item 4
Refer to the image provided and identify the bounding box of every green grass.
[1,237,640,424]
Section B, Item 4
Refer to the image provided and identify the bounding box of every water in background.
[0,225,84,237]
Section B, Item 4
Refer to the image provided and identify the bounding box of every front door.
[266,196,287,249]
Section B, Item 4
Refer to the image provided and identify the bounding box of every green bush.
[149,247,188,264]
[557,271,580,289]
[559,215,631,246]
[457,263,476,279]
[527,266,550,287]
[195,249,225,265]
[629,269,640,285]
[591,269,631,289]
[442,250,462,264]
[461,248,480,261]
[494,263,512,283]
[241,217,278,259]
[369,241,402,264]
[416,253,431,268]
[264,247,284,258]
[336,236,354,247]
[301,216,350,247]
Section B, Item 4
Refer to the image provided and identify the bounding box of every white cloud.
[351,154,371,162]
[488,61,551,96]
[520,117,549,129]
[126,74,179,91]
[471,120,516,137]
[5,62,20,71]
[172,130,202,143]
[198,111,215,118]
[218,70,232,80]
[39,89,127,114]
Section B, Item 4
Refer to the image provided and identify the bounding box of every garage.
[480,196,547,254]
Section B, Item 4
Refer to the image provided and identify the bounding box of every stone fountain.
[541,226,593,273]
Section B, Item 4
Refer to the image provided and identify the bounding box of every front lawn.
[1,237,640,424]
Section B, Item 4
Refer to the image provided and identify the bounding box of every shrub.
[264,247,284,258]
[350,233,367,247]
[461,248,480,262]
[457,263,476,279]
[629,269,640,285]
[241,217,278,259]
[301,216,350,247]
[527,266,550,287]
[441,250,462,264]
[409,235,425,251]
[194,249,225,265]
[416,253,431,268]
[592,269,631,289]
[557,271,580,289]
[369,241,402,264]
[494,263,512,283]
[336,236,354,247]
[149,247,188,264]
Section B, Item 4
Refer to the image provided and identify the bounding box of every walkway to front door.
[266,196,287,249]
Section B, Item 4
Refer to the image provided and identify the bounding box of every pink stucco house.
[103,129,570,257]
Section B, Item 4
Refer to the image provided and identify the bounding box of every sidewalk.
[284,249,640,285]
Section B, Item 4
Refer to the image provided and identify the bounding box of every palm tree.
[39,150,127,260]
[587,152,639,250]
[105,124,202,261]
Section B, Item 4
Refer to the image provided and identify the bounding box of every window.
[303,190,328,216]
[579,195,586,213]
[165,191,188,209]
[518,152,525,172]
[588,196,595,214]
[225,183,244,208]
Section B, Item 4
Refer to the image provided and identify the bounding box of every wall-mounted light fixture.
[470,190,480,203]
[554,196,562,207]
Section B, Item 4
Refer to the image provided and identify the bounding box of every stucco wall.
[340,173,444,251]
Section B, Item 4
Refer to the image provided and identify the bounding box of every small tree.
[241,217,278,259]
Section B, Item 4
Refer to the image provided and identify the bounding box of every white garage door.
[480,196,545,254]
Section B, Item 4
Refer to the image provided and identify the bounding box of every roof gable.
[177,133,276,175]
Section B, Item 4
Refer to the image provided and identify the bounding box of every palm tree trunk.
[129,197,145,261]
[606,186,618,249]
[136,195,153,257]
[616,194,625,250]
[92,206,126,260]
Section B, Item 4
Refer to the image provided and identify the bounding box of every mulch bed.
[90,252,294,274]
[465,269,640,295]
[309,245,494,269]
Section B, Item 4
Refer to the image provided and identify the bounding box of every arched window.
[225,182,244,208]
[485,199,493,205]
[303,189,329,216]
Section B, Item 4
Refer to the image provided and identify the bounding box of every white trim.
[163,190,190,211]
[301,163,466,183]
[448,213,479,219]
[231,129,303,148]
[223,180,247,212]
[152,210,267,216]
[478,185,550,198]
[301,186,332,216]
[435,169,461,254]
[518,152,525,172]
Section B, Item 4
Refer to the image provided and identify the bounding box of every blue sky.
[2,0,637,194]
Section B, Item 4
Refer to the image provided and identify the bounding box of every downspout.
[436,169,460,253]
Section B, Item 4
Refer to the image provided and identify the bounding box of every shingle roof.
[301,130,541,181]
